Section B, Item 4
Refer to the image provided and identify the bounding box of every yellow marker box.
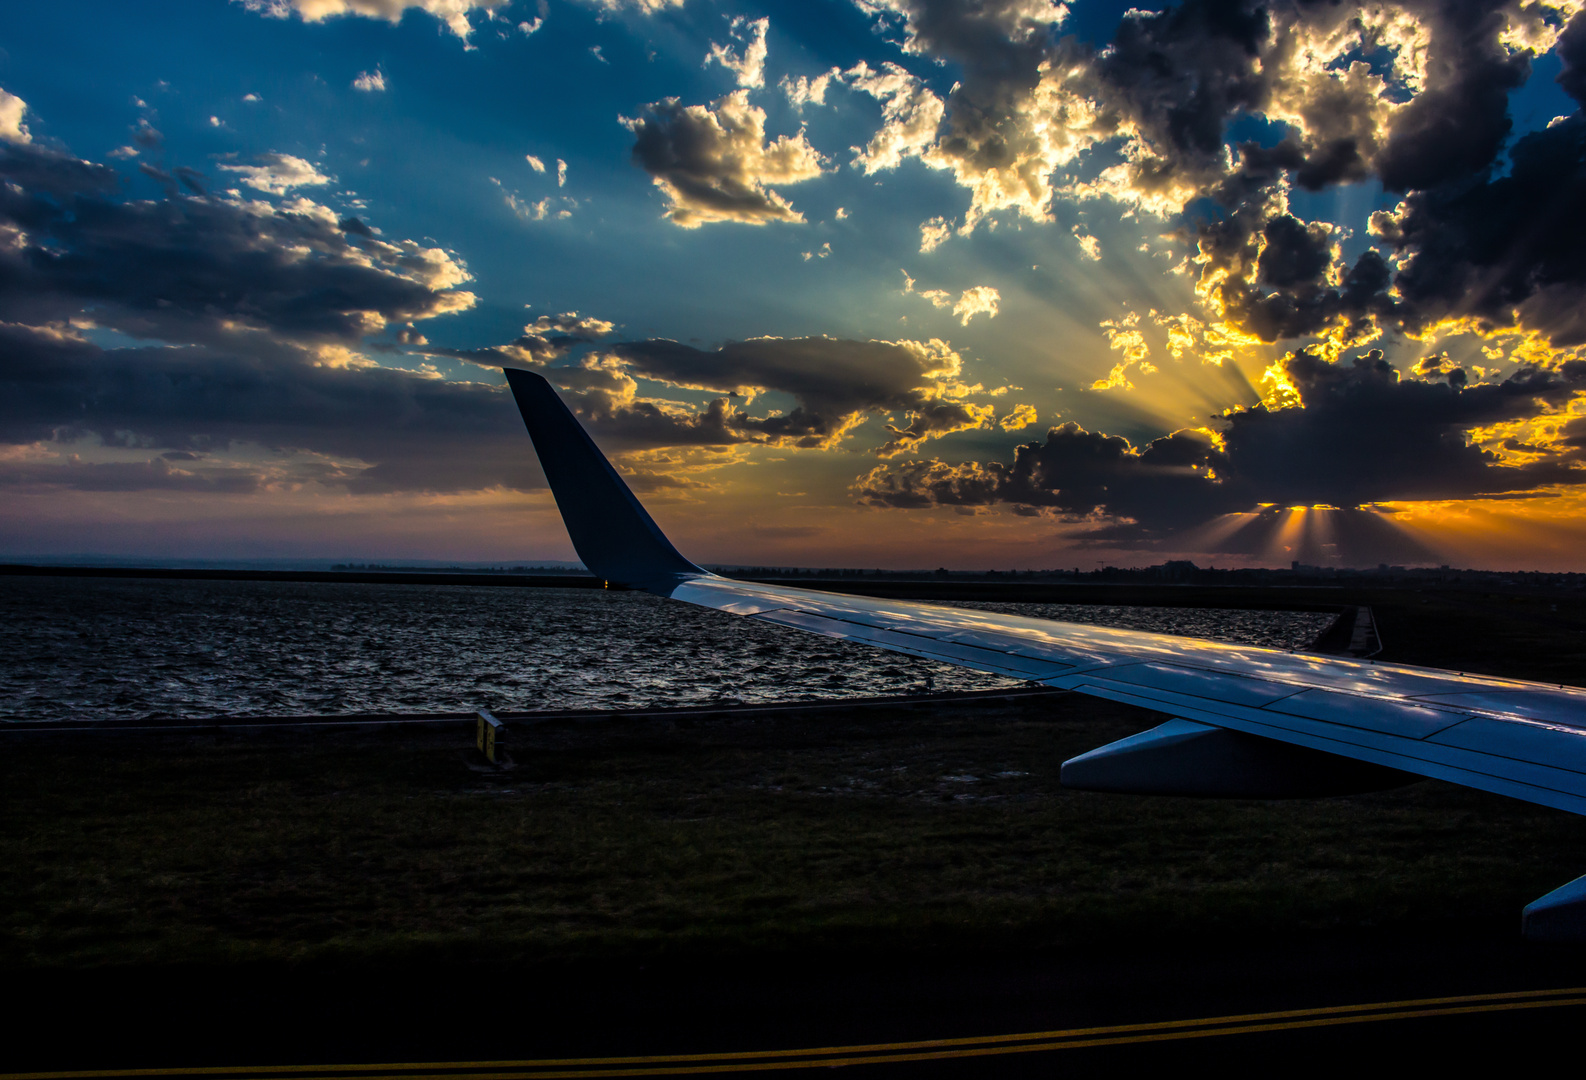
[476,709,502,763]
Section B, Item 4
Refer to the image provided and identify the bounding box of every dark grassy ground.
[6,688,1585,973]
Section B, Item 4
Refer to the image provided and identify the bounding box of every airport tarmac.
[7,934,1586,1075]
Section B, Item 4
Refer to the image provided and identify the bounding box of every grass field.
[6,685,1585,972]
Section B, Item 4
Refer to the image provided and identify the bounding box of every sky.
[3,0,1586,571]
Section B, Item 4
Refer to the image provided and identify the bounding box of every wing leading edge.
[505,366,1586,935]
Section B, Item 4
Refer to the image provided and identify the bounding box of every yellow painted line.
[7,987,1584,1079]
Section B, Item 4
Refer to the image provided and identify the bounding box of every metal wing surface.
[666,575,1586,816]
[503,366,1586,819]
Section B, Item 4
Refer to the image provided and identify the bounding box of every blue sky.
[3,0,1586,569]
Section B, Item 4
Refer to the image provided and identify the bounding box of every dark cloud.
[1374,113,1586,343]
[856,421,1240,528]
[1190,56,1586,346]
[0,139,120,200]
[875,0,1303,221]
[1216,349,1584,505]
[0,130,507,495]
[0,139,473,348]
[876,398,995,458]
[0,316,537,498]
[1085,0,1537,198]
[592,336,991,452]
[855,349,1586,542]
[1086,0,1270,189]
[1561,413,1586,454]
[131,119,163,150]
[0,116,996,503]
[1558,9,1586,103]
[1192,105,1586,347]
[1256,213,1331,289]
[1192,202,1395,342]
[0,456,263,494]
[1413,353,1469,387]
[1151,0,1583,344]
[551,358,747,449]
[615,336,939,411]
[1373,0,1530,193]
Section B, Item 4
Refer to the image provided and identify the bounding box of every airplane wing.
[505,367,1586,936]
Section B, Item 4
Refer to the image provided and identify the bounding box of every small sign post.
[476,709,502,764]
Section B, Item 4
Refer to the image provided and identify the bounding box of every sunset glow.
[4,0,1585,569]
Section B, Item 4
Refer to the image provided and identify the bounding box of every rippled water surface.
[0,578,1335,721]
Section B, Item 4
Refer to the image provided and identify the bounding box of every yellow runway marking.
[8,986,1584,1079]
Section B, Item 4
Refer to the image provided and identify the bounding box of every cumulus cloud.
[781,68,840,110]
[919,215,951,252]
[218,152,335,194]
[952,285,1000,326]
[352,68,387,92]
[0,89,30,144]
[854,0,1076,228]
[582,0,683,10]
[531,311,615,338]
[998,403,1037,431]
[705,16,770,89]
[855,349,1586,542]
[843,61,945,174]
[623,91,825,227]
[239,0,489,41]
[491,176,574,221]
[900,270,947,308]
[901,275,1000,325]
[132,119,163,151]
[837,0,1586,365]
[534,356,749,451]
[848,0,1586,361]
[1091,312,1156,391]
[422,311,614,368]
[525,154,545,172]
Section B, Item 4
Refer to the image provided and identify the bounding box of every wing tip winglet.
[504,366,703,592]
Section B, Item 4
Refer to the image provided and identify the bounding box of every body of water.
[0,578,1335,721]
